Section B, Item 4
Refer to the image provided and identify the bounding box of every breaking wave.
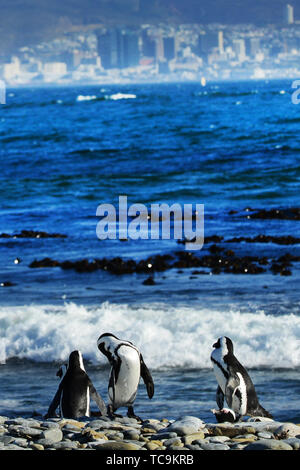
[1,302,300,370]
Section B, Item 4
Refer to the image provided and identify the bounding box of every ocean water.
[0,80,300,423]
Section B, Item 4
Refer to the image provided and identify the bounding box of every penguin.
[97,333,154,420]
[45,350,107,419]
[210,336,273,422]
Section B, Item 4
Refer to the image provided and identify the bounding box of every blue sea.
[0,80,300,423]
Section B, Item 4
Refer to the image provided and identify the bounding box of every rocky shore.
[1,414,300,451]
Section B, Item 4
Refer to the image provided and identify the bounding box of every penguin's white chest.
[110,346,140,406]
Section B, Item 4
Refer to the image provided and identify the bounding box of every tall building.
[196,31,222,60]
[96,29,140,69]
[97,29,120,69]
[286,4,294,24]
[122,32,140,68]
[233,39,246,62]
[249,38,261,57]
[141,30,156,58]
[218,31,224,55]
[163,37,175,61]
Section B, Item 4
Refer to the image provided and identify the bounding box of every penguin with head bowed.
[45,350,107,419]
[97,333,154,421]
[211,336,273,422]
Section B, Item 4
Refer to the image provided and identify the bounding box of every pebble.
[0,414,299,451]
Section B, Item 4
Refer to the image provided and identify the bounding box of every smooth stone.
[282,438,300,450]
[93,441,142,450]
[168,444,185,450]
[123,430,140,440]
[199,442,230,450]
[4,444,32,450]
[185,444,202,450]
[51,441,79,450]
[164,416,205,436]
[208,435,231,443]
[81,428,108,441]
[36,438,62,447]
[257,431,273,439]
[212,424,256,438]
[11,437,29,448]
[105,431,124,441]
[10,425,42,438]
[86,440,109,448]
[244,439,293,450]
[41,428,63,442]
[0,417,9,425]
[30,443,45,450]
[145,442,161,450]
[41,421,60,429]
[149,440,163,447]
[183,432,205,445]
[164,437,183,447]
[274,423,300,439]
[152,431,178,440]
[0,435,14,445]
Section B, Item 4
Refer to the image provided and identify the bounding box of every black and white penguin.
[45,350,107,419]
[97,333,154,420]
[210,336,273,422]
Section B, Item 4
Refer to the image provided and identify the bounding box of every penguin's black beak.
[213,338,220,348]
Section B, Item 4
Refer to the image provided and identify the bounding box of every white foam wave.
[108,93,136,100]
[1,302,300,369]
[76,95,97,102]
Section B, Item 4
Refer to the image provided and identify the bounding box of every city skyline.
[1,3,300,86]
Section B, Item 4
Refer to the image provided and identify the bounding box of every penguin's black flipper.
[140,354,154,399]
[225,373,240,409]
[44,382,63,418]
[89,381,107,416]
[216,385,225,409]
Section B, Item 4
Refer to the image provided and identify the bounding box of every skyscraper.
[163,37,175,61]
[97,29,120,69]
[141,30,156,58]
[122,32,140,68]
[233,39,246,62]
[97,29,140,69]
[286,4,294,24]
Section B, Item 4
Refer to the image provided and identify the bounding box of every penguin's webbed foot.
[127,406,142,423]
[107,405,123,420]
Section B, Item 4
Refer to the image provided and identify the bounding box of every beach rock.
[257,431,273,439]
[164,437,183,447]
[208,435,231,443]
[153,431,178,440]
[51,440,79,450]
[145,442,161,450]
[199,442,230,451]
[123,430,140,440]
[163,416,205,436]
[282,438,300,450]
[244,439,293,451]
[183,432,206,445]
[210,423,256,438]
[40,428,63,442]
[273,423,300,439]
[30,443,45,450]
[93,441,142,450]
[9,425,42,438]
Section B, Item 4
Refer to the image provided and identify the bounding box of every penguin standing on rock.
[97,333,154,421]
[211,336,273,422]
[45,350,107,419]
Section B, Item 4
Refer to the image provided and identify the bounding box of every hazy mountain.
[0,0,297,55]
